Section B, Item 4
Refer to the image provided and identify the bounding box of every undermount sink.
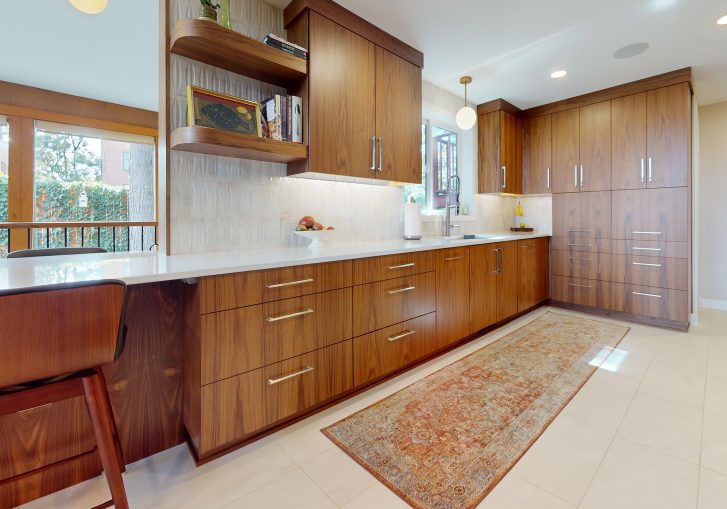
[473,233,510,240]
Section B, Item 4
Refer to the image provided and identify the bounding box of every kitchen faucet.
[443,174,461,237]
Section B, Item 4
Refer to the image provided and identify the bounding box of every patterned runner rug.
[322,312,629,508]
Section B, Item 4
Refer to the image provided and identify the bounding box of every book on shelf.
[261,94,303,144]
[262,33,308,60]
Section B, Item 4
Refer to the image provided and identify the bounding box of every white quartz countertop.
[0,233,550,291]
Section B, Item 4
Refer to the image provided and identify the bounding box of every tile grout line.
[510,472,579,508]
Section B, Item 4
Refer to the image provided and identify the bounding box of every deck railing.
[0,221,158,257]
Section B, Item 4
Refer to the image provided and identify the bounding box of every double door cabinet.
[287,11,422,183]
[546,82,691,328]
[183,238,549,460]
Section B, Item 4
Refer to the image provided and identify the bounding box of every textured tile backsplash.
[168,0,552,254]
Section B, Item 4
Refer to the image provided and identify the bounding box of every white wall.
[698,101,727,309]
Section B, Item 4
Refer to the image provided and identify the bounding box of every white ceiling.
[0,0,158,111]
[321,0,727,108]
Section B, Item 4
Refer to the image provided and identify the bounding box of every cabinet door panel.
[518,238,549,312]
[469,244,498,334]
[552,108,580,193]
[497,242,519,321]
[579,101,611,192]
[647,83,690,189]
[309,13,375,178]
[375,47,422,184]
[501,111,523,194]
[523,115,552,194]
[612,188,688,242]
[550,275,611,309]
[611,254,688,290]
[611,283,688,323]
[612,93,647,190]
[478,111,501,193]
[436,247,470,348]
[552,191,612,240]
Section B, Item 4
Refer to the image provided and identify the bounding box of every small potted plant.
[198,0,219,22]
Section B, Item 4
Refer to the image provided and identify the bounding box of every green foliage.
[200,0,219,8]
[34,131,102,183]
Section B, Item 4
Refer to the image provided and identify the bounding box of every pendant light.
[69,0,108,14]
[455,76,477,131]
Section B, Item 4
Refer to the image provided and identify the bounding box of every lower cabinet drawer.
[353,271,436,336]
[550,236,612,254]
[610,240,689,259]
[551,250,611,281]
[550,275,611,309]
[352,313,437,387]
[611,255,688,290]
[611,283,689,323]
[200,340,353,453]
[353,250,436,285]
[200,288,352,384]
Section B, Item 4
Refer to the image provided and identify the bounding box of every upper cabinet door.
[612,93,647,190]
[523,114,552,194]
[477,111,501,194]
[552,108,580,193]
[501,111,523,194]
[579,101,611,192]
[308,13,375,178]
[646,83,690,189]
[375,46,422,184]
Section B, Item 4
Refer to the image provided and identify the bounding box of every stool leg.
[82,370,129,509]
[97,371,126,473]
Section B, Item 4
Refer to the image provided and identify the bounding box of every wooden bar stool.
[0,280,130,509]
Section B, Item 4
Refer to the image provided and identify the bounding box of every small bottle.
[218,0,232,30]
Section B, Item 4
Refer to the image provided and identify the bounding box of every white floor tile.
[704,377,727,417]
[580,437,699,509]
[511,416,612,506]
[698,467,727,509]
[222,468,337,509]
[639,363,706,407]
[301,447,378,506]
[342,482,410,509]
[589,349,651,390]
[652,340,708,374]
[707,342,727,383]
[701,411,727,476]
[617,392,703,463]
[560,378,635,432]
[476,473,576,509]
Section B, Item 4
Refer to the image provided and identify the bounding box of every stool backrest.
[6,247,107,259]
[0,280,127,388]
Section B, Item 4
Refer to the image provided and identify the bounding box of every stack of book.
[261,95,303,144]
[262,33,308,60]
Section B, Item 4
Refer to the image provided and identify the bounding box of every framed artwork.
[186,85,261,137]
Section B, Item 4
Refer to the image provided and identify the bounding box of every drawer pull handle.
[444,256,463,261]
[568,282,592,288]
[632,231,662,236]
[568,229,592,233]
[568,256,591,262]
[567,243,592,248]
[266,308,314,322]
[387,330,416,342]
[266,278,314,289]
[267,366,315,385]
[633,247,662,252]
[632,262,663,268]
[387,285,416,295]
[387,262,416,270]
[633,291,662,299]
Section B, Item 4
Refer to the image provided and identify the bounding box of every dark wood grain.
[501,110,523,194]
[552,191,612,240]
[517,238,549,312]
[523,114,552,194]
[611,187,688,242]
[497,241,519,321]
[523,68,691,117]
[611,254,688,290]
[551,250,612,282]
[375,46,422,184]
[477,98,522,116]
[469,244,498,334]
[646,83,691,188]
[477,110,501,193]
[610,239,689,259]
[435,247,471,348]
[550,275,611,309]
[352,251,435,285]
[284,0,423,68]
[549,236,612,254]
[579,101,611,192]
[171,127,308,164]
[611,282,688,323]
[612,92,647,190]
[551,108,580,193]
[170,18,307,88]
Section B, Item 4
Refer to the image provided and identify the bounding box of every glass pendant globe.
[69,0,108,14]
[456,106,477,130]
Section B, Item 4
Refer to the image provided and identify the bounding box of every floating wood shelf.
[170,18,307,87]
[171,127,308,164]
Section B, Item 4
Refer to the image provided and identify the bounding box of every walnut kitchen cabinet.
[517,237,549,312]
[469,242,519,330]
[611,83,690,190]
[523,114,552,194]
[551,101,611,193]
[478,102,523,194]
[436,247,471,348]
[286,9,423,183]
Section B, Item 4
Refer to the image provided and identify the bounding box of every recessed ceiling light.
[613,42,650,59]
[718,14,727,25]
[550,70,567,79]
[68,0,108,14]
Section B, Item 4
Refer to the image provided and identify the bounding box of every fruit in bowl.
[296,216,334,231]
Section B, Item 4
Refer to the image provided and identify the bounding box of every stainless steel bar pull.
[387,330,416,342]
[266,278,314,289]
[547,167,550,190]
[387,285,416,295]
[267,366,315,385]
[574,165,578,188]
[387,262,416,270]
[371,136,376,171]
[633,246,662,252]
[633,291,661,299]
[632,231,662,236]
[632,262,663,268]
[580,164,584,189]
[378,137,383,172]
[568,282,592,288]
[648,157,653,183]
[502,166,507,189]
[640,158,645,183]
[266,308,314,322]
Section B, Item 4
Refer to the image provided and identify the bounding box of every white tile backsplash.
[168,0,552,253]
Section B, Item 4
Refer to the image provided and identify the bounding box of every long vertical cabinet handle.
[648,157,653,183]
[547,167,550,190]
[640,158,645,183]
[502,166,507,189]
[580,164,584,189]
[492,248,500,273]
[371,136,376,171]
[574,165,578,189]
[378,137,383,172]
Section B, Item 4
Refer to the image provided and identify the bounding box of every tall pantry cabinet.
[546,79,692,329]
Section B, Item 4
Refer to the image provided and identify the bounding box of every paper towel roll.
[403,201,422,240]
